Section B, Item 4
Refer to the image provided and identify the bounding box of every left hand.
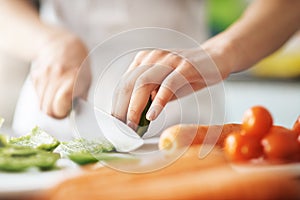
[30,31,91,119]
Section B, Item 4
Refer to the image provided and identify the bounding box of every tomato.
[224,132,263,162]
[262,126,300,163]
[242,106,273,138]
[292,116,300,134]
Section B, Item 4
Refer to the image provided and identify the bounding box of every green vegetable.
[0,134,9,147]
[0,127,60,172]
[57,138,115,165]
[0,146,60,172]
[136,97,152,137]
[9,126,60,151]
[68,152,138,165]
[0,124,138,171]
[67,152,98,165]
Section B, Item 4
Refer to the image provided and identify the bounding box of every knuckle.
[154,95,168,107]
[128,108,139,122]
[116,80,134,95]
[151,49,167,57]
[135,50,148,58]
[136,75,151,87]
[112,113,125,122]
[52,65,65,76]
[163,77,177,90]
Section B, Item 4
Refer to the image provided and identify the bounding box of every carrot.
[158,124,242,151]
[292,116,300,134]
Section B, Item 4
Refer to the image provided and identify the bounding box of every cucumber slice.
[57,138,115,165]
[9,126,60,151]
[0,146,60,172]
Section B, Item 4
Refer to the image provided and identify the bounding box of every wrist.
[201,33,242,78]
[34,26,82,58]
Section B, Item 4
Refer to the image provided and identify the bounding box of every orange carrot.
[159,124,242,151]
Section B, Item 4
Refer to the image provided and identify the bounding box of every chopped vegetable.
[57,138,115,165]
[0,134,9,147]
[68,152,137,165]
[9,126,60,151]
[136,97,152,137]
[0,127,61,172]
[0,125,138,171]
[0,146,60,172]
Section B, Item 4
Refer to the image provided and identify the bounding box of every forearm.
[0,0,63,61]
[203,0,300,73]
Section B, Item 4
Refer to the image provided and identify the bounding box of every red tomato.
[242,106,273,138]
[292,116,300,134]
[224,132,263,162]
[262,126,300,163]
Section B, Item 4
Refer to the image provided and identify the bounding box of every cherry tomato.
[242,106,273,138]
[292,116,300,134]
[224,132,263,162]
[262,126,300,163]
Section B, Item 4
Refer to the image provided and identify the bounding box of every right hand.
[30,31,91,119]
[112,47,233,130]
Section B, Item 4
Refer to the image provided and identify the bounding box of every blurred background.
[0,0,299,128]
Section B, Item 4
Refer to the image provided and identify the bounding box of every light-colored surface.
[0,166,81,198]
[0,51,29,125]
[224,79,300,127]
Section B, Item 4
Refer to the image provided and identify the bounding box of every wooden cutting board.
[38,145,300,200]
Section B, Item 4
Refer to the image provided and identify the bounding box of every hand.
[30,31,91,119]
[111,47,233,130]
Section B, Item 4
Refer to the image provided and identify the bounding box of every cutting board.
[38,145,300,200]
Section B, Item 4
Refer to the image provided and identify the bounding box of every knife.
[71,99,144,152]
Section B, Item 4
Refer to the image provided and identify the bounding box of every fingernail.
[127,121,138,131]
[146,107,157,121]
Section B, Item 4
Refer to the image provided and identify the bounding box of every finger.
[126,50,149,72]
[73,64,92,100]
[111,64,150,122]
[52,76,74,118]
[127,63,174,128]
[30,66,50,111]
[146,61,192,121]
[127,49,169,72]
[41,79,61,117]
[126,51,182,126]
[112,49,169,122]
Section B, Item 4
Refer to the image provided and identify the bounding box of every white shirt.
[39,0,208,48]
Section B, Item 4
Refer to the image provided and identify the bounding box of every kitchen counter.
[224,73,300,127]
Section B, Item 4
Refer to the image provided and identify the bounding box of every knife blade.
[72,99,144,152]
